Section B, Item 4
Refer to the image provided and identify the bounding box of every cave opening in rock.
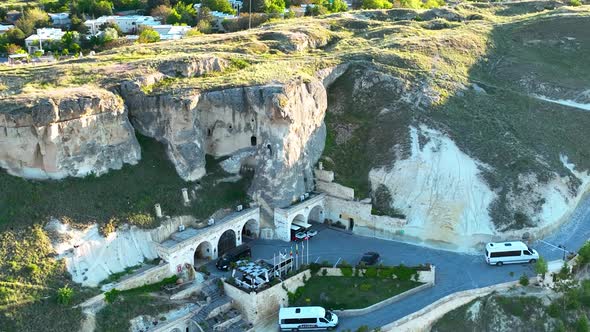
[207,128,212,136]
[251,136,257,146]
[267,144,272,156]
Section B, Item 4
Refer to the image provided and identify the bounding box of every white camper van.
[485,241,539,266]
[279,306,338,331]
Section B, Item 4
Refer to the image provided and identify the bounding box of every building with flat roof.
[25,28,65,54]
[151,25,192,40]
[85,15,161,35]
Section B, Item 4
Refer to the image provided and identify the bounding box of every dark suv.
[358,252,380,266]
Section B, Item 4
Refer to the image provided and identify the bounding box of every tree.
[579,241,590,266]
[5,28,26,46]
[202,0,236,14]
[16,8,51,36]
[148,0,171,11]
[151,5,173,23]
[167,2,197,25]
[396,0,422,8]
[138,27,160,43]
[101,27,119,43]
[361,0,392,9]
[535,256,548,280]
[578,315,590,332]
[328,0,348,12]
[263,0,286,15]
[100,22,124,36]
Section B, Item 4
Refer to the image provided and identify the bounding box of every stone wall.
[323,194,406,236]
[150,215,197,243]
[223,270,311,324]
[112,263,173,291]
[317,181,355,200]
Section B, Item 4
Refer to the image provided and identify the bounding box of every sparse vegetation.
[0,134,251,232]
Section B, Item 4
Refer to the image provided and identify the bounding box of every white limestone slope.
[369,125,497,248]
[47,220,158,287]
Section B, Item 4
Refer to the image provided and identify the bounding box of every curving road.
[241,195,590,331]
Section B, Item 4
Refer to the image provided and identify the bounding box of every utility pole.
[248,0,252,29]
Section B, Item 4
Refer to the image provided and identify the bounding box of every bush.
[127,213,156,228]
[378,267,394,278]
[104,289,121,303]
[392,264,417,281]
[569,0,582,6]
[100,218,117,237]
[548,302,561,318]
[199,265,210,275]
[138,28,160,44]
[359,283,372,291]
[519,274,529,286]
[577,315,589,332]
[322,269,328,276]
[364,267,378,278]
[57,285,74,305]
[339,261,353,277]
[579,241,590,266]
[309,263,321,275]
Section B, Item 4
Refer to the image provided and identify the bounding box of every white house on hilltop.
[84,15,161,35]
[25,28,65,54]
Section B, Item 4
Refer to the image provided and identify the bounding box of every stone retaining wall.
[113,263,173,291]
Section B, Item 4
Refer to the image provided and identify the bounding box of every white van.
[279,306,338,331]
[485,241,539,266]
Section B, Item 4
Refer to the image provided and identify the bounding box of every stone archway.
[194,241,213,267]
[217,229,237,257]
[308,205,325,224]
[242,218,260,240]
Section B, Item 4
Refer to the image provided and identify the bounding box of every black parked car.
[358,252,380,266]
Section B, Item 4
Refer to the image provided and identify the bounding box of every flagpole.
[307,237,309,265]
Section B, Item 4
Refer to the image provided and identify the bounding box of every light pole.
[558,244,567,261]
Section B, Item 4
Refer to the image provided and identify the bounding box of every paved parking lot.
[205,196,590,331]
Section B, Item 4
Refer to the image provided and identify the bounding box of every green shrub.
[548,302,561,318]
[569,0,582,6]
[57,285,74,305]
[378,267,394,278]
[577,314,589,332]
[339,261,353,277]
[25,263,40,276]
[359,283,372,291]
[392,264,417,281]
[230,58,250,70]
[309,263,321,275]
[127,213,156,228]
[104,289,121,303]
[199,265,210,275]
[579,242,590,266]
[322,269,328,276]
[364,267,378,278]
[519,274,529,286]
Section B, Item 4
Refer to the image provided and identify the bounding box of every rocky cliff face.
[121,71,327,211]
[0,87,140,179]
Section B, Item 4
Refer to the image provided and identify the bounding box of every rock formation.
[122,74,327,210]
[0,87,140,179]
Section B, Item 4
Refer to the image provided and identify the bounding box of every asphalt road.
[211,195,590,331]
